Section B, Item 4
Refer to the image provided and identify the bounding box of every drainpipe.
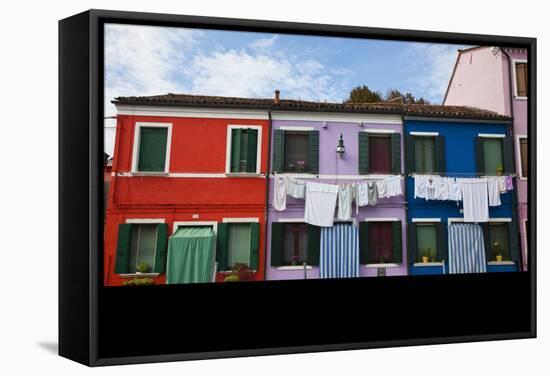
[263,105,273,281]
[500,47,523,270]
[401,111,410,276]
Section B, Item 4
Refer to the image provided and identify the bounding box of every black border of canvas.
[59,9,536,366]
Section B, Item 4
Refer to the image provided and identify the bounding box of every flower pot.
[422,256,429,263]
[496,255,503,262]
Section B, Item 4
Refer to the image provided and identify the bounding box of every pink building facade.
[444,46,529,270]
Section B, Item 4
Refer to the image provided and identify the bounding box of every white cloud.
[403,43,463,103]
[248,35,278,50]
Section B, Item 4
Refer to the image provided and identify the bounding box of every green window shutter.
[114,223,133,274]
[481,223,492,262]
[436,136,446,174]
[308,130,320,174]
[272,130,285,172]
[392,221,403,263]
[230,128,242,172]
[153,223,168,273]
[503,136,516,174]
[216,223,229,271]
[249,222,260,270]
[307,225,321,266]
[405,134,415,174]
[408,222,417,264]
[270,222,284,267]
[358,132,369,174]
[138,127,168,172]
[359,222,369,264]
[508,213,520,262]
[475,137,485,174]
[435,222,446,262]
[246,129,258,173]
[391,133,401,174]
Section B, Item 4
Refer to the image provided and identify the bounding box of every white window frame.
[410,131,439,136]
[516,135,528,180]
[225,125,262,175]
[362,217,399,222]
[447,217,512,225]
[412,218,441,223]
[478,133,506,138]
[511,59,528,100]
[122,218,163,276]
[364,128,396,134]
[131,122,173,174]
[172,221,218,235]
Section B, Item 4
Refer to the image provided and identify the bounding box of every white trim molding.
[447,217,512,225]
[116,104,269,120]
[131,122,173,174]
[126,218,166,224]
[273,173,400,180]
[222,217,260,223]
[364,129,396,134]
[225,125,263,175]
[279,126,315,131]
[172,221,218,235]
[516,134,528,180]
[412,218,441,223]
[487,261,515,266]
[511,58,528,100]
[271,111,402,125]
[277,218,306,223]
[413,262,444,267]
[410,131,439,136]
[362,217,400,222]
[478,133,506,138]
[276,265,313,271]
[364,263,400,268]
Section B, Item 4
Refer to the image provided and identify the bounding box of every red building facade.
[104,96,270,286]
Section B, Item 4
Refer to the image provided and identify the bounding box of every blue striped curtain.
[320,224,359,279]
[448,223,487,274]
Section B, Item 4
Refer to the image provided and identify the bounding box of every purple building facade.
[444,46,529,270]
[266,111,407,280]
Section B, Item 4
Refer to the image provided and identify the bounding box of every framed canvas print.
[59,9,536,366]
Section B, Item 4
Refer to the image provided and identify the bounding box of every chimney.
[274,90,280,105]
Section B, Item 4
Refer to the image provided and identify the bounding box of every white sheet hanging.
[337,184,353,221]
[272,177,287,211]
[287,177,306,199]
[461,178,489,222]
[487,177,501,207]
[304,182,339,227]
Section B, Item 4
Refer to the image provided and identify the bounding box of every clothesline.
[409,172,517,177]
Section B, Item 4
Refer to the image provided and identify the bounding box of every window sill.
[225,172,260,177]
[276,265,313,270]
[219,270,257,274]
[130,171,169,177]
[514,96,527,101]
[118,273,160,278]
[364,263,400,268]
[487,261,515,266]
[413,262,444,267]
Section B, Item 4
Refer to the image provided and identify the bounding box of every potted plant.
[376,249,386,264]
[421,248,430,263]
[493,241,503,262]
[290,255,300,266]
[136,262,150,274]
[122,277,154,286]
[296,160,305,172]
[496,165,504,175]
[223,263,254,282]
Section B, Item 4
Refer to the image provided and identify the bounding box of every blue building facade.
[404,118,520,275]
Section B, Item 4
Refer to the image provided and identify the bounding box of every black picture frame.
[59,9,536,366]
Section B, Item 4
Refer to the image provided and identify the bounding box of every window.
[367,222,393,263]
[229,127,258,173]
[488,223,510,261]
[227,223,252,267]
[284,131,309,172]
[129,224,158,273]
[416,224,437,262]
[519,137,528,178]
[515,62,528,98]
[481,138,504,174]
[368,135,391,173]
[137,127,168,172]
[282,223,309,265]
[414,136,436,173]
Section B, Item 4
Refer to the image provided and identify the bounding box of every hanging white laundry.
[425,176,436,201]
[487,177,501,207]
[434,176,449,200]
[384,176,403,197]
[414,175,427,199]
[287,177,306,199]
[448,177,462,202]
[461,178,489,222]
[304,182,339,227]
[356,181,369,207]
[272,177,287,211]
[337,184,353,221]
[367,181,379,205]
[376,179,389,199]
[497,176,506,193]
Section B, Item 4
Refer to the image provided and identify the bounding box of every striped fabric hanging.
[320,223,360,279]
[448,223,487,274]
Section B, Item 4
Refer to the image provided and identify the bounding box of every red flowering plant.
[223,263,254,282]
[290,255,300,266]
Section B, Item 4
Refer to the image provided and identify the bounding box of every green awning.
[166,226,215,284]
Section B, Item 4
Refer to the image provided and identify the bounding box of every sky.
[104,23,469,155]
